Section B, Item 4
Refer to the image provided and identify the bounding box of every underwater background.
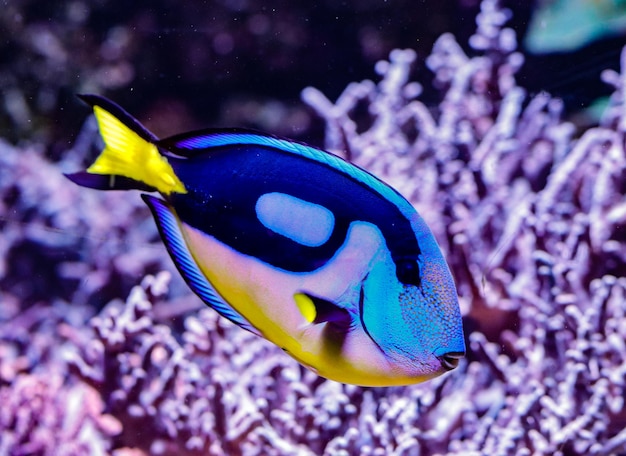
[1,0,626,454]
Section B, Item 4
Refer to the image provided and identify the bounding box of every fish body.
[67,94,465,386]
[525,0,626,54]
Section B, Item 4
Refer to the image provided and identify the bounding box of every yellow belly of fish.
[180,222,425,386]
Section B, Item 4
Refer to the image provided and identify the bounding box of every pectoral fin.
[294,292,352,330]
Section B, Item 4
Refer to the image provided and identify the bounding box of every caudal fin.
[64,171,157,191]
[66,95,186,195]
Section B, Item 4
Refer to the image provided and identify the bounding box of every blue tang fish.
[66,95,465,386]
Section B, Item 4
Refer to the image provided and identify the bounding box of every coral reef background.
[1,1,626,455]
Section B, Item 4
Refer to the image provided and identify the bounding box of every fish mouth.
[437,351,464,370]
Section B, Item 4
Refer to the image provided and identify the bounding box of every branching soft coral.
[1,0,625,454]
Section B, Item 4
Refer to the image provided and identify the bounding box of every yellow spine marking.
[87,105,187,194]
[294,293,316,323]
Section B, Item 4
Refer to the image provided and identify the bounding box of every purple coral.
[1,0,626,454]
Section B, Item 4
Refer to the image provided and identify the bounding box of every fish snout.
[437,351,465,371]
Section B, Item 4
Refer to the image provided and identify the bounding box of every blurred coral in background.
[0,0,461,149]
[1,0,626,454]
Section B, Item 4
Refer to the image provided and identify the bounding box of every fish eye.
[395,259,421,286]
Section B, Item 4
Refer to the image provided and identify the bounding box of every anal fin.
[142,194,260,336]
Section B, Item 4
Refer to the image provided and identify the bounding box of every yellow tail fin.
[85,97,186,195]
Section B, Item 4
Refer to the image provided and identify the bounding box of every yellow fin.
[294,293,317,323]
[87,105,186,195]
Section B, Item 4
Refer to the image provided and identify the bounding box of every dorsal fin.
[159,129,414,218]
